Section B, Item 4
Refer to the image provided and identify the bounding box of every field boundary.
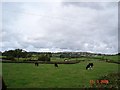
[1,60,80,64]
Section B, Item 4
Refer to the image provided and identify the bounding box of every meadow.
[2,60,119,88]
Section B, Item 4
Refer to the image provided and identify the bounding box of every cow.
[64,59,70,62]
[54,63,58,68]
[86,63,94,70]
[35,62,39,66]
[64,60,68,62]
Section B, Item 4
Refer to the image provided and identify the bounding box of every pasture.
[2,60,119,88]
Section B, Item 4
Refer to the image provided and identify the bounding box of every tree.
[38,54,50,61]
[2,50,15,60]
[2,49,28,60]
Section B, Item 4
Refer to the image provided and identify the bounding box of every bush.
[2,56,15,61]
[38,55,50,61]
[93,72,120,88]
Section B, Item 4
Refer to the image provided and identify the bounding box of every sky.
[1,1,118,54]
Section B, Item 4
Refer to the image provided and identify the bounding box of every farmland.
[2,57,119,88]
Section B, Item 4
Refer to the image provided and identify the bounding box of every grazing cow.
[54,63,58,68]
[64,59,68,62]
[64,60,68,62]
[86,63,94,70]
[64,59,70,62]
[35,62,39,66]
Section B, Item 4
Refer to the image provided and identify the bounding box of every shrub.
[93,72,120,88]
[2,56,15,61]
[38,55,50,61]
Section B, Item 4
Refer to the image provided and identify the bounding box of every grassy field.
[2,60,119,88]
[103,55,119,61]
[51,55,120,62]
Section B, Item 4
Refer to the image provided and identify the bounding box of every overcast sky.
[1,1,118,54]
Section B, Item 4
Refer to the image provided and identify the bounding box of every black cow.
[35,62,39,66]
[54,63,58,67]
[86,63,94,70]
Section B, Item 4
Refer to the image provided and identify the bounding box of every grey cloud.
[1,2,118,54]
[62,2,105,10]
[62,2,117,10]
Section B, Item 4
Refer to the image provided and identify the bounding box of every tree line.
[2,49,51,61]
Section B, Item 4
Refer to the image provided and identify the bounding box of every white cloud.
[2,2,118,54]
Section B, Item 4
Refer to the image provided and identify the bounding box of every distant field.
[51,57,101,62]
[2,61,119,88]
[1,54,119,62]
[51,55,120,62]
[103,55,119,61]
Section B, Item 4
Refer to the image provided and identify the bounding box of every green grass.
[103,55,119,61]
[51,57,100,62]
[51,55,120,62]
[0,56,6,59]
[2,61,119,88]
[94,72,120,88]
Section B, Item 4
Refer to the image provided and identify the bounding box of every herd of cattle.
[34,62,94,70]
